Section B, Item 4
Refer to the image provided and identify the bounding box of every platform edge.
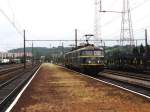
[6,65,41,112]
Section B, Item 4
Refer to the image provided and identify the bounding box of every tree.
[139,44,145,56]
[132,47,139,57]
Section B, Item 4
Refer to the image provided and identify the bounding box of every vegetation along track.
[0,64,40,111]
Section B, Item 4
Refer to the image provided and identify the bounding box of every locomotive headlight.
[88,60,91,64]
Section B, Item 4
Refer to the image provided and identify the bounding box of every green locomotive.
[65,44,104,74]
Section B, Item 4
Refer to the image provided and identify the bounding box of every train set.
[1,43,149,74]
[64,43,150,74]
[64,44,104,74]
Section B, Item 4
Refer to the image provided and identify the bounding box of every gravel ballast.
[12,63,150,112]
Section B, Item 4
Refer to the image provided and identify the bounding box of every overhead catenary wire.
[100,0,150,28]
[7,0,15,21]
[102,0,120,26]
[130,0,150,11]
[99,0,150,41]
[7,0,23,34]
[107,0,119,10]
[101,15,120,27]
[0,7,22,35]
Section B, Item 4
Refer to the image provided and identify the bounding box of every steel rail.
[0,64,40,111]
[60,65,150,99]
[103,69,150,81]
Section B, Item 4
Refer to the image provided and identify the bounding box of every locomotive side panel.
[64,45,104,74]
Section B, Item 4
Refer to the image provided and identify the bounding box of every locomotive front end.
[79,48,104,74]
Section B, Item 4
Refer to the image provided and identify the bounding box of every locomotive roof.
[65,45,103,55]
[78,45,102,50]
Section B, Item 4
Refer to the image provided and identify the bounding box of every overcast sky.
[0,0,150,51]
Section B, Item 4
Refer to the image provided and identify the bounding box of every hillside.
[8,46,71,59]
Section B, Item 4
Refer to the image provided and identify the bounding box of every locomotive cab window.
[81,50,103,56]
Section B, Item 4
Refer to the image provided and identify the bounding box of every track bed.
[12,63,150,112]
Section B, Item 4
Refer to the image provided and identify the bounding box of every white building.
[0,52,32,59]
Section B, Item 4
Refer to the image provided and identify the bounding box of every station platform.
[11,63,150,112]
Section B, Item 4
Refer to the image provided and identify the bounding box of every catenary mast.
[94,0,102,47]
[120,0,134,46]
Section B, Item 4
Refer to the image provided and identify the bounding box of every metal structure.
[25,39,144,42]
[84,34,94,45]
[99,0,134,46]
[75,29,78,48]
[23,30,26,69]
[94,0,102,46]
[120,0,134,46]
[32,41,34,66]
[145,29,148,47]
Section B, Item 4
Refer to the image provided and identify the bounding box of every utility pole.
[145,29,148,47]
[62,42,64,64]
[62,42,64,56]
[136,40,138,47]
[32,41,34,67]
[103,42,105,56]
[145,29,149,56]
[23,29,26,69]
[145,29,148,69]
[95,0,102,46]
[75,29,78,48]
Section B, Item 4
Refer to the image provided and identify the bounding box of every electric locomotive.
[65,44,104,74]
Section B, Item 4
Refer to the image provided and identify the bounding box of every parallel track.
[0,64,24,75]
[98,70,150,98]
[0,64,23,70]
[101,69,150,89]
[0,64,40,111]
[103,69,150,80]
[0,64,33,85]
[61,66,150,99]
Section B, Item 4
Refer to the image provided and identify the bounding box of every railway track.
[0,64,33,85]
[101,69,150,88]
[104,69,150,79]
[62,66,150,99]
[0,64,40,111]
[0,64,24,75]
[0,64,23,70]
[97,69,150,98]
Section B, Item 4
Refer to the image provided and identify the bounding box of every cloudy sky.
[0,0,150,51]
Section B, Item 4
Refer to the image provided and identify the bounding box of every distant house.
[13,52,32,58]
[0,52,32,59]
[0,52,32,63]
[0,52,14,59]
